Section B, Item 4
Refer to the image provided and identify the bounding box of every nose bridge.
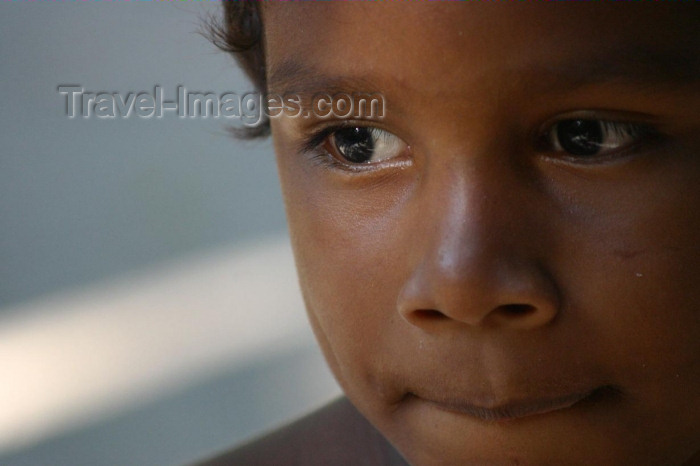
[429,153,520,279]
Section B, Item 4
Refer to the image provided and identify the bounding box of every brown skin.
[262,3,700,465]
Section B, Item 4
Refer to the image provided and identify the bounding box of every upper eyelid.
[298,121,370,154]
[545,119,642,140]
[534,110,660,137]
[547,120,653,142]
[299,122,400,154]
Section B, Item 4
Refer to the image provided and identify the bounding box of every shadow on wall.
[1,343,339,466]
[0,236,340,466]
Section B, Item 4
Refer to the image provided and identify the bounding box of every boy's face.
[264,3,700,464]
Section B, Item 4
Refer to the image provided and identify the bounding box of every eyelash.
[300,125,350,170]
[299,123,404,172]
[300,125,342,155]
[299,118,662,172]
[537,119,661,164]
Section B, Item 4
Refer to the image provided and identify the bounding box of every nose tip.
[397,261,560,331]
[401,304,560,332]
[400,296,559,331]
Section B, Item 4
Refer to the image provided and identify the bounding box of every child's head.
[216,3,700,463]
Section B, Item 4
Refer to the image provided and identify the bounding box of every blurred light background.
[0,2,340,465]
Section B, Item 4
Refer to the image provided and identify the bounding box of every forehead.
[262,3,700,98]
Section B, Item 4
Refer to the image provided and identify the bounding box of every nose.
[397,154,560,331]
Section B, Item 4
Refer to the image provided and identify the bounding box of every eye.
[325,126,407,165]
[546,119,650,158]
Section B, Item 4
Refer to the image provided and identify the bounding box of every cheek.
[574,242,700,456]
[275,148,416,402]
[551,159,700,410]
[573,239,700,388]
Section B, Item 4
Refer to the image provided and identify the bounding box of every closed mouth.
[418,386,614,422]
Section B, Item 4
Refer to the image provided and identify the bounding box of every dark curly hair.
[206,1,269,138]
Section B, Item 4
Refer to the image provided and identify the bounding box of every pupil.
[557,119,603,156]
[334,127,374,163]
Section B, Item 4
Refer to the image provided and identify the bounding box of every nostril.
[500,304,536,317]
[413,309,447,320]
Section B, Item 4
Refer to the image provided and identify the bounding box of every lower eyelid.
[307,145,412,175]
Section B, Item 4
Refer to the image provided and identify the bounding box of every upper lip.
[420,388,598,422]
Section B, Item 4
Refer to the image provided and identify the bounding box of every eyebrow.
[546,46,700,91]
[267,46,700,97]
[267,58,388,96]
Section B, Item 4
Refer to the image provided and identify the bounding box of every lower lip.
[423,387,606,423]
